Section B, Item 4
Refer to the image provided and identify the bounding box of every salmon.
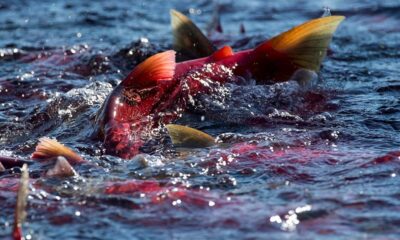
[94,15,345,159]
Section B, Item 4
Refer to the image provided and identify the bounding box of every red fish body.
[104,179,235,207]
[96,16,345,159]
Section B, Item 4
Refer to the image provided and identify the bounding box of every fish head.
[95,50,176,159]
[94,84,165,158]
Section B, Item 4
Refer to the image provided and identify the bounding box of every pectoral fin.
[166,124,215,148]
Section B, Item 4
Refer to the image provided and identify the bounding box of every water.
[1,0,400,239]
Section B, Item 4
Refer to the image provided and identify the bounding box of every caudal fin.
[170,9,215,59]
[13,164,29,240]
[166,124,215,148]
[253,16,344,81]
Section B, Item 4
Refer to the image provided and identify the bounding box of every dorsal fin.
[31,137,85,164]
[13,164,29,240]
[166,124,215,148]
[209,46,233,61]
[122,50,176,88]
[255,16,345,72]
[0,161,4,172]
[206,5,223,34]
[239,23,245,34]
[46,157,77,178]
[170,9,215,58]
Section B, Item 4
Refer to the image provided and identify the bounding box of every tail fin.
[254,16,344,79]
[170,9,215,59]
[13,164,29,240]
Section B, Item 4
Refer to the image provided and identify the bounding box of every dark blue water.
[1,0,400,239]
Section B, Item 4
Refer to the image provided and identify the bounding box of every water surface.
[1,0,400,239]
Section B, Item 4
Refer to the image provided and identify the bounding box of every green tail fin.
[170,9,215,58]
[264,16,345,72]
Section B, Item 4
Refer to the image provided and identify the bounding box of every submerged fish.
[0,137,83,178]
[94,15,344,159]
[104,179,235,208]
[31,137,83,177]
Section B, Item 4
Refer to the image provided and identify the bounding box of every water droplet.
[172,199,182,206]
[322,7,331,17]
